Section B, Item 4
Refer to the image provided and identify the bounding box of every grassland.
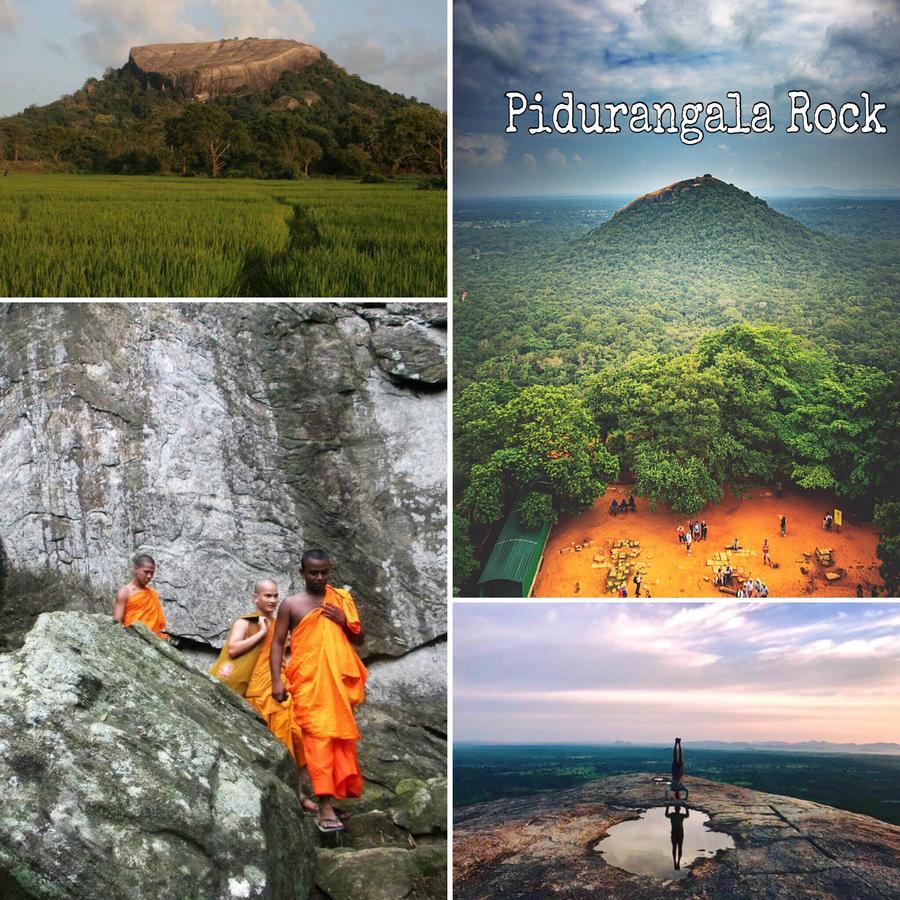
[0,176,446,297]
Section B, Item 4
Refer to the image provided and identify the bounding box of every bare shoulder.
[116,584,137,602]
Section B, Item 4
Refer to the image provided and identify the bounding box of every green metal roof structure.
[477,509,553,598]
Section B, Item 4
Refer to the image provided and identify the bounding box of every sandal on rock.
[316,817,345,833]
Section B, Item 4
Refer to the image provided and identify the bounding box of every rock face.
[0,611,447,899]
[0,302,445,655]
[454,773,900,898]
[0,302,447,897]
[0,612,317,899]
[128,39,322,101]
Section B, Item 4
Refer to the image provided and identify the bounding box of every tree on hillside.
[459,384,619,526]
[296,137,322,176]
[383,106,447,179]
[3,121,28,161]
[874,501,900,596]
[166,105,243,177]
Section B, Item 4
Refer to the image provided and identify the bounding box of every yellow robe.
[245,624,305,766]
[286,585,367,798]
[123,587,168,639]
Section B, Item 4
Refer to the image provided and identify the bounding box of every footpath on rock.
[454,773,900,899]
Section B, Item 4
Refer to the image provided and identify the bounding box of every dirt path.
[532,484,884,599]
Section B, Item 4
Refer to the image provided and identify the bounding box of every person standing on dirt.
[685,529,693,555]
[701,520,708,541]
[628,495,636,513]
[633,570,642,597]
[610,499,618,516]
[677,525,685,543]
[780,515,787,537]
[762,539,770,566]
[692,521,700,543]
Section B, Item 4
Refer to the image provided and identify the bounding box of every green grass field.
[0,175,446,297]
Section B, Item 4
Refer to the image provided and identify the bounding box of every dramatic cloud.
[455,132,508,165]
[455,0,900,193]
[454,604,900,744]
[0,0,21,33]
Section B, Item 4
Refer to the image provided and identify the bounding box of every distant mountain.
[587,174,825,263]
[692,740,900,755]
[0,38,446,180]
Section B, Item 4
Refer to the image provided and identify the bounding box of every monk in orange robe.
[113,554,168,639]
[271,549,367,833]
[209,580,313,810]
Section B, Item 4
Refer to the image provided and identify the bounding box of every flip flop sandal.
[316,818,345,833]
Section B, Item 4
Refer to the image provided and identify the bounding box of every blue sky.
[454,0,899,196]
[454,603,900,744]
[0,0,446,115]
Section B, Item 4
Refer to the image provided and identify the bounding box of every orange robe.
[245,624,305,766]
[286,586,367,798]
[123,587,168,639]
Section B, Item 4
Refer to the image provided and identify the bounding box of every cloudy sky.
[454,603,900,745]
[0,0,446,115]
[455,0,899,196]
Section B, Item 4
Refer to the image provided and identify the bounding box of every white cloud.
[0,0,20,32]
[71,0,316,68]
[209,0,314,41]
[522,152,537,168]
[546,147,567,167]
[455,132,508,166]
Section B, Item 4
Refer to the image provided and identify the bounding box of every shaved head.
[301,549,330,570]
[133,554,155,567]
[253,579,278,594]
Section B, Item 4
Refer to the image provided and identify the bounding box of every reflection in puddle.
[595,805,734,880]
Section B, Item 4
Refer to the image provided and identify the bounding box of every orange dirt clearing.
[532,484,884,599]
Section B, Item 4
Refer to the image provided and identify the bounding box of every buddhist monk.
[271,549,366,833]
[209,579,315,811]
[113,554,168,639]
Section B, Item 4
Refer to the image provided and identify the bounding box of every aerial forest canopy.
[0,50,446,182]
[453,178,900,593]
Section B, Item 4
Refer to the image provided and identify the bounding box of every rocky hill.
[0,41,446,179]
[127,39,322,100]
[587,173,822,261]
[454,773,900,898]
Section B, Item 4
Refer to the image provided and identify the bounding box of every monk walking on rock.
[210,580,314,812]
[271,549,367,833]
[113,554,168,639]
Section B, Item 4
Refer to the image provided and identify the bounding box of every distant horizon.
[455,739,900,751]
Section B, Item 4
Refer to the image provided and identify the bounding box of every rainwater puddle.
[595,806,734,880]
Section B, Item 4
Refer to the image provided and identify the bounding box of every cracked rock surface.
[0,302,445,655]
[0,611,317,899]
[454,773,900,899]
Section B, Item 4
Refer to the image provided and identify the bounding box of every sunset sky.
[454,603,900,745]
[454,0,899,196]
[0,0,446,115]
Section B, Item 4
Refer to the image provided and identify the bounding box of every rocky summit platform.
[454,773,900,898]
[128,38,321,100]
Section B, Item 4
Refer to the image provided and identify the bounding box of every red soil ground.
[532,484,884,599]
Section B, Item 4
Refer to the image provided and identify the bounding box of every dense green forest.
[453,180,900,593]
[454,744,900,825]
[0,56,445,181]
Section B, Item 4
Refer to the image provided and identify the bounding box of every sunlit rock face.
[454,773,900,899]
[128,39,322,101]
[0,302,446,654]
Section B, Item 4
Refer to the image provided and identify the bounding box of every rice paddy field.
[0,175,446,297]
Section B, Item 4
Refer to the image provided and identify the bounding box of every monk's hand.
[321,605,347,627]
[272,678,288,703]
